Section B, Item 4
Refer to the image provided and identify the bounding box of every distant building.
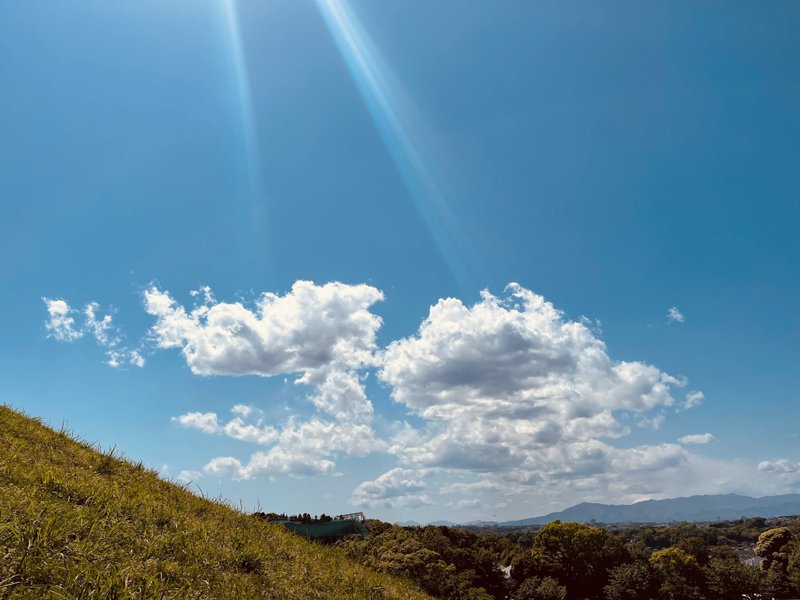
[334,511,366,522]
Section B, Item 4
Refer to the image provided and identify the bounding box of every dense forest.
[330,516,800,599]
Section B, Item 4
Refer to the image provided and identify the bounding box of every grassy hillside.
[0,405,432,599]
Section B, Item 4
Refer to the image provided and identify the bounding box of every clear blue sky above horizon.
[1,0,799,522]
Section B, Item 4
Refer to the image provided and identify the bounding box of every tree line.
[253,512,335,524]
[332,516,800,599]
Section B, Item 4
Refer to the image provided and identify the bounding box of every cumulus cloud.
[335,283,735,511]
[667,306,685,324]
[351,468,431,509]
[223,417,279,446]
[154,282,389,478]
[173,406,280,445]
[379,284,682,482]
[201,417,384,480]
[678,433,716,445]
[143,280,383,378]
[755,459,800,490]
[173,411,221,435]
[172,394,383,480]
[52,280,786,510]
[302,369,374,423]
[204,456,246,479]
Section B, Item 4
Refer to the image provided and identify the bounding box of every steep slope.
[0,405,431,599]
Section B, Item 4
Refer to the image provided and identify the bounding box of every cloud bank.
[46,280,798,514]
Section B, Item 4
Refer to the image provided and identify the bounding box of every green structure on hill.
[281,516,370,542]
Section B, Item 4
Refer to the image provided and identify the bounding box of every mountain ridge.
[396,494,800,528]
[500,493,800,526]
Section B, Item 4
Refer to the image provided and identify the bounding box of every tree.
[604,563,655,600]
[531,521,628,599]
[676,536,709,566]
[755,526,795,597]
[649,547,704,600]
[704,557,763,600]
[513,576,567,600]
[755,527,793,570]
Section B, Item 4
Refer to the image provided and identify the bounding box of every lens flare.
[221,0,269,266]
[315,0,480,291]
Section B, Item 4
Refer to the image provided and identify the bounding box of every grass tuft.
[0,404,432,599]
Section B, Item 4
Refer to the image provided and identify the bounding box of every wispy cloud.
[43,299,84,342]
[43,298,144,368]
[682,390,705,410]
[667,306,685,324]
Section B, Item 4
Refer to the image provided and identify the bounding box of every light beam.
[315,0,480,291]
[220,0,269,269]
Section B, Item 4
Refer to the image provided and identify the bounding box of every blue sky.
[1,0,799,522]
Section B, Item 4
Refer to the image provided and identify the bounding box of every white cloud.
[683,390,704,410]
[84,302,119,347]
[301,369,374,422]
[341,284,732,511]
[758,459,800,474]
[231,404,259,418]
[202,417,384,480]
[379,284,681,480]
[107,348,146,368]
[439,479,503,496]
[667,306,685,324]
[47,280,800,511]
[128,349,145,368]
[173,411,220,435]
[449,498,482,510]
[638,412,666,430]
[43,298,84,342]
[351,468,431,509]
[144,280,383,378]
[189,285,216,305]
[223,417,279,445]
[172,408,280,445]
[678,433,716,445]
[177,469,203,483]
[153,282,388,478]
[174,399,384,479]
[204,456,246,479]
[44,298,143,368]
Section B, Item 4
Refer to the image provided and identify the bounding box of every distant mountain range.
[397,494,800,527]
[501,494,800,525]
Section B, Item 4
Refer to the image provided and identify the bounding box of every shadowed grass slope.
[0,405,432,599]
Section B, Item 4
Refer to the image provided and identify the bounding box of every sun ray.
[220,0,269,269]
[315,0,480,292]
